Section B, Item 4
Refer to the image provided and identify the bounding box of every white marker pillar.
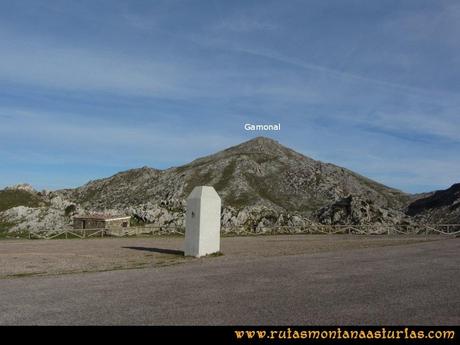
[184,186,221,257]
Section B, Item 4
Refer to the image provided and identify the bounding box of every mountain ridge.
[62,136,409,212]
[407,183,460,223]
[4,136,454,233]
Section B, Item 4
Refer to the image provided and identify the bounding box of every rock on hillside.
[407,183,460,223]
[314,195,413,225]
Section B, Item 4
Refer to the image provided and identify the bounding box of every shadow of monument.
[122,246,184,256]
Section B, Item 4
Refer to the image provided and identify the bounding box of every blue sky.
[0,0,459,193]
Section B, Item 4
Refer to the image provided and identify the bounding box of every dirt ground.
[0,234,442,279]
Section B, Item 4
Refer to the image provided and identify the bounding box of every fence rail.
[222,224,460,236]
[23,223,460,240]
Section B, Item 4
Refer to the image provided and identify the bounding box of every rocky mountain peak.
[4,183,36,193]
[224,136,302,158]
[234,136,281,151]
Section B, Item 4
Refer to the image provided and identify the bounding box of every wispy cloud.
[368,110,460,143]
[185,31,457,100]
[0,107,241,167]
[382,2,460,47]
[0,1,458,192]
[214,16,279,32]
[353,157,460,193]
[0,32,190,98]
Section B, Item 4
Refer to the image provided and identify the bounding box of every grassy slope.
[0,190,45,211]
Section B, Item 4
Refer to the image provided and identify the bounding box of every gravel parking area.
[0,236,458,325]
[0,234,441,278]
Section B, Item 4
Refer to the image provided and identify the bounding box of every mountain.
[406,183,460,223]
[65,137,409,210]
[1,137,414,232]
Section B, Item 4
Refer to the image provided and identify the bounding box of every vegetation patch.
[0,220,15,231]
[224,191,257,209]
[64,204,76,216]
[130,215,146,226]
[253,154,275,164]
[243,172,289,209]
[0,219,22,239]
[79,188,99,204]
[0,190,46,211]
[184,170,213,195]
[214,160,237,192]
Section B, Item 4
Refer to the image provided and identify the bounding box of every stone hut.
[73,215,131,230]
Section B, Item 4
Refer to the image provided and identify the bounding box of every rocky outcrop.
[314,195,413,225]
[1,206,71,232]
[220,205,312,232]
[4,183,36,193]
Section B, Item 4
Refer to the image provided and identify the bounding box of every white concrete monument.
[184,186,221,257]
